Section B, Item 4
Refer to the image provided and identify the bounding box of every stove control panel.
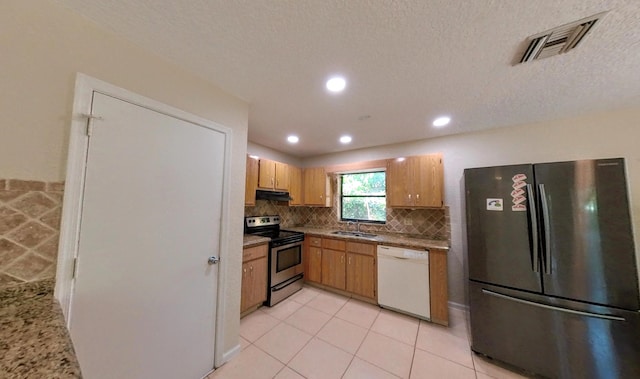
[245,215,281,228]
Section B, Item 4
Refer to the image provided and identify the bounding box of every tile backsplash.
[245,175,449,241]
[0,179,63,287]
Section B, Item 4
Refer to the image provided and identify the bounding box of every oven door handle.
[272,273,304,292]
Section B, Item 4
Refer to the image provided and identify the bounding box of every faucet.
[356,222,361,232]
[346,221,353,231]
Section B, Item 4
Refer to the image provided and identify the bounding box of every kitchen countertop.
[0,279,82,378]
[285,226,450,251]
[243,234,270,248]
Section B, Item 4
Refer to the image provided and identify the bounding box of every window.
[340,171,386,223]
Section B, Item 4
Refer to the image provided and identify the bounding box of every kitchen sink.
[331,230,377,238]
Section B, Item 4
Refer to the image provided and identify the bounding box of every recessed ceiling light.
[433,116,451,127]
[249,155,259,159]
[396,157,406,162]
[339,135,352,144]
[326,76,347,93]
[287,135,299,144]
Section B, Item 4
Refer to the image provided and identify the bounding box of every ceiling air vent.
[519,12,606,63]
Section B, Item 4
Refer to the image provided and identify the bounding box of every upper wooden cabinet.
[258,159,289,191]
[245,156,259,206]
[303,167,331,207]
[289,166,303,206]
[386,153,444,208]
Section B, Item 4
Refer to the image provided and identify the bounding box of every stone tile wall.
[0,179,63,287]
[245,174,450,241]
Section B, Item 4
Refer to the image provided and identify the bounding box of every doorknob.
[208,256,220,265]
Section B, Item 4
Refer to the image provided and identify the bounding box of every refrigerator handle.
[526,184,540,273]
[482,289,626,321]
[538,184,552,275]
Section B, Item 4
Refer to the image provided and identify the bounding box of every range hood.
[255,189,293,201]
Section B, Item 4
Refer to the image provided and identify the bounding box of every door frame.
[54,73,234,367]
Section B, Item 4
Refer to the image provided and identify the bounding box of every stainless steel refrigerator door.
[465,165,541,292]
[534,158,640,310]
[470,281,640,379]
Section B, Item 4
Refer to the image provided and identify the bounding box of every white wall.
[247,141,303,166]
[1,0,248,364]
[304,106,640,305]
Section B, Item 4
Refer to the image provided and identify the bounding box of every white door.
[70,92,224,379]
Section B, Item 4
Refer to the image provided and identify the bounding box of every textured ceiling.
[54,0,640,158]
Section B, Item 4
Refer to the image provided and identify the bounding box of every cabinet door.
[386,158,412,207]
[274,162,289,191]
[429,249,448,325]
[346,253,376,299]
[307,246,323,283]
[240,257,268,313]
[321,249,346,290]
[258,159,276,188]
[289,166,303,205]
[303,167,328,206]
[414,154,443,208]
[245,156,259,206]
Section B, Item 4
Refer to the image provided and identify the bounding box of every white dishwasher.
[377,245,430,320]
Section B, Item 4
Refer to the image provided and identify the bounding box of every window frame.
[339,170,386,224]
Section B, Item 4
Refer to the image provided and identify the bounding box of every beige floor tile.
[343,357,400,379]
[335,298,381,328]
[239,336,251,350]
[410,349,475,379]
[261,298,303,320]
[289,286,321,305]
[254,322,313,364]
[476,373,498,379]
[356,331,414,378]
[317,317,368,354]
[288,338,353,379]
[306,290,349,315]
[273,367,306,379]
[472,354,530,379]
[415,321,473,369]
[370,309,420,346]
[285,305,332,335]
[209,345,283,379]
[240,310,281,342]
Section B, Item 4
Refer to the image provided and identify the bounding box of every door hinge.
[72,257,78,279]
[81,114,103,136]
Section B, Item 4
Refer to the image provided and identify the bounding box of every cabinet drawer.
[243,243,268,262]
[308,236,322,247]
[322,238,346,251]
[346,241,375,256]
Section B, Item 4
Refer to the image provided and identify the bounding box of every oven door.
[271,241,303,285]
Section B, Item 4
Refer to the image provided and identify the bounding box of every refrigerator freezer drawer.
[469,281,640,379]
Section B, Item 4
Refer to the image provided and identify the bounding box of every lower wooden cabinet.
[321,248,346,290]
[241,243,268,314]
[303,234,448,325]
[429,248,449,325]
[346,253,376,299]
[307,246,322,283]
[304,235,377,301]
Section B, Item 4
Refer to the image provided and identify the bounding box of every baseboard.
[448,300,469,312]
[217,343,241,368]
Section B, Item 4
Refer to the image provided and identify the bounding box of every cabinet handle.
[416,193,420,202]
[341,255,344,263]
[348,257,352,265]
[408,194,411,200]
[250,265,254,276]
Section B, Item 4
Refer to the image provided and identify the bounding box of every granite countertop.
[286,226,450,251]
[0,279,82,379]
[243,234,270,248]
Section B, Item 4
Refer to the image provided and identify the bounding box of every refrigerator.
[464,158,640,379]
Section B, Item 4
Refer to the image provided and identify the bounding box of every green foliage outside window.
[340,172,386,223]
